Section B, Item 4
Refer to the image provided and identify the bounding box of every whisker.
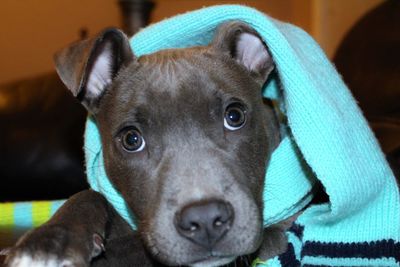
[82,145,101,154]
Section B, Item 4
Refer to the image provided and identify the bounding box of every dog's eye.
[120,128,145,152]
[224,103,247,130]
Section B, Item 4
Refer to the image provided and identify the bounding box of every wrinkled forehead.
[137,49,223,99]
[100,47,256,127]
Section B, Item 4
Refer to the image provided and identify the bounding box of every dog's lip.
[188,254,236,267]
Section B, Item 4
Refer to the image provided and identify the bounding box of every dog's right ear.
[54,28,134,113]
[211,21,274,84]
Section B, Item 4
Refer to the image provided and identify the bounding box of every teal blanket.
[84,5,400,266]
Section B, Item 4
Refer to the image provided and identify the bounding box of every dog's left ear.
[54,28,134,113]
[212,21,274,83]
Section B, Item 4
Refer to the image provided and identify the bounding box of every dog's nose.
[175,200,234,249]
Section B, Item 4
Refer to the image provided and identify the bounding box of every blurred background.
[0,0,398,201]
[0,0,386,84]
[0,0,399,258]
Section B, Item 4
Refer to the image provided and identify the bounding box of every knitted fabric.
[0,200,65,244]
[84,5,400,266]
[0,4,394,266]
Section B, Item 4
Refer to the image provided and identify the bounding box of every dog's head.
[55,21,281,266]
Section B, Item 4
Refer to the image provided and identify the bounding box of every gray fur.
[6,21,287,267]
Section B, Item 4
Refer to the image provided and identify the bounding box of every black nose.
[175,200,234,249]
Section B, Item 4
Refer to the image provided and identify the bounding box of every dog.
[5,21,290,267]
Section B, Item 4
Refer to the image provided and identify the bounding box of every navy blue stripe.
[278,242,300,267]
[288,223,304,240]
[303,265,337,267]
[301,239,400,262]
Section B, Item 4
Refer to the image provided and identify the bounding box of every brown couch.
[333,0,400,174]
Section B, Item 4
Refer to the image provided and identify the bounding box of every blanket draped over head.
[84,5,400,266]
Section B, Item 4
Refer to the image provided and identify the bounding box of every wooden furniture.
[0,0,155,202]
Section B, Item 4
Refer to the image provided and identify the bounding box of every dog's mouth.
[189,255,236,267]
[143,180,264,266]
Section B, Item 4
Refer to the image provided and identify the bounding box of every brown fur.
[6,22,288,267]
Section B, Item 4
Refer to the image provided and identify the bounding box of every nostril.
[185,222,200,233]
[175,200,234,248]
[214,217,225,227]
[177,215,201,231]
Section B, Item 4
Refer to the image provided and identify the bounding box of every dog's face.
[55,22,280,266]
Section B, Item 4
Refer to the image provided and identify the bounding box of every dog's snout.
[175,200,234,249]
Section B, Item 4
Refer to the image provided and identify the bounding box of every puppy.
[5,21,288,267]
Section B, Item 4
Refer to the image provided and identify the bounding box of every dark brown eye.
[120,128,145,152]
[224,103,246,130]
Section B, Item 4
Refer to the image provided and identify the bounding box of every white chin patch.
[190,256,236,267]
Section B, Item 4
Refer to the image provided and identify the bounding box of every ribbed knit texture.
[0,200,65,245]
[84,5,400,266]
[2,5,398,266]
[86,5,400,266]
